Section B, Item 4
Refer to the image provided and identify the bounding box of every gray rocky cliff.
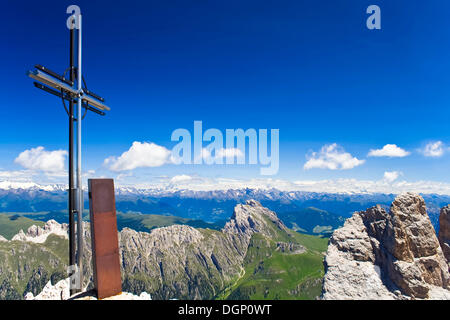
[322,193,450,300]
[439,205,450,267]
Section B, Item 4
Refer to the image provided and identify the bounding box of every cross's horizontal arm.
[33,82,105,116]
[35,64,74,87]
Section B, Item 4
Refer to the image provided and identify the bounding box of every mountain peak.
[223,199,288,239]
[10,219,68,243]
[244,199,262,207]
[322,193,450,300]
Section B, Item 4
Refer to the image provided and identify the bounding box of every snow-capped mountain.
[0,181,66,192]
[0,180,449,233]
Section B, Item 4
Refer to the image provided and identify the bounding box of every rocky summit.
[25,277,151,300]
[322,192,450,300]
[439,205,450,266]
[11,220,68,243]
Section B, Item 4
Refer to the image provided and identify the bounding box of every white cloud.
[0,170,34,182]
[82,170,96,178]
[170,174,192,184]
[105,141,172,171]
[116,172,133,181]
[201,148,244,163]
[368,144,410,158]
[14,147,67,173]
[383,171,402,183]
[217,148,244,159]
[422,141,445,157]
[304,143,365,170]
[118,175,450,196]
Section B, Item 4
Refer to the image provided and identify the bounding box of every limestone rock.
[25,277,151,300]
[223,199,288,239]
[322,193,450,300]
[11,220,68,243]
[25,278,71,300]
[439,205,450,265]
[276,242,306,254]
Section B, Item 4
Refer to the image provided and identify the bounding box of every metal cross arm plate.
[33,82,74,102]
[83,88,105,102]
[83,103,106,116]
[35,64,74,87]
[33,82,106,116]
[81,94,110,111]
[27,69,78,96]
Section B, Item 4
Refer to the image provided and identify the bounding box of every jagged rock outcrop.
[24,277,151,300]
[322,193,450,300]
[276,242,306,254]
[118,223,244,299]
[223,199,289,239]
[11,220,68,243]
[439,205,450,266]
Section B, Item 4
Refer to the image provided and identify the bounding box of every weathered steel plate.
[88,178,122,299]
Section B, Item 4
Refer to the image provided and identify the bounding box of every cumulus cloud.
[105,142,172,171]
[115,172,133,181]
[82,170,96,178]
[201,148,244,163]
[422,141,445,157]
[383,171,402,183]
[170,174,193,184]
[0,170,33,182]
[303,143,365,170]
[368,144,410,158]
[14,147,67,173]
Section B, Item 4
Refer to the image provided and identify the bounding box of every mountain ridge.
[0,200,326,300]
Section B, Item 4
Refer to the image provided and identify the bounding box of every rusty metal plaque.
[88,178,122,299]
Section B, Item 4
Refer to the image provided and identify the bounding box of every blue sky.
[1,1,450,192]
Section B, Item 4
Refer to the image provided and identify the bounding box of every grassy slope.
[0,214,45,240]
[278,207,344,236]
[0,234,68,297]
[218,216,328,300]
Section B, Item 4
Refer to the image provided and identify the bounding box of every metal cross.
[26,6,110,295]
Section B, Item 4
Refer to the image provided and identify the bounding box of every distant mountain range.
[0,184,449,234]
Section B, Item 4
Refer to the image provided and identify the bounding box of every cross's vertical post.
[26,5,110,297]
[76,13,84,294]
[68,26,77,296]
